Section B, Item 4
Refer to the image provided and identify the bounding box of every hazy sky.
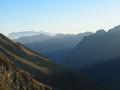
[1,0,120,35]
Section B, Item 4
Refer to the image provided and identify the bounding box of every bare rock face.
[0,53,52,90]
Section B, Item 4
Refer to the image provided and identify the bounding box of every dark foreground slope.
[0,33,104,90]
[0,53,52,90]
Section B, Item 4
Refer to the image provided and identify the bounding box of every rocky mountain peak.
[96,29,106,34]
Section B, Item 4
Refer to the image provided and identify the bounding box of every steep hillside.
[0,53,52,90]
[65,25,120,67]
[0,33,104,90]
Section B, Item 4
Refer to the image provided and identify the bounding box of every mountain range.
[16,34,52,44]
[8,31,55,39]
[7,25,120,90]
[0,33,103,90]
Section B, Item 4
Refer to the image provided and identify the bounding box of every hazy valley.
[1,0,120,90]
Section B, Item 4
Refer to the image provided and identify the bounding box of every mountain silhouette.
[64,25,120,90]
[64,25,120,67]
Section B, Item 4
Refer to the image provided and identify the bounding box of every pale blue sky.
[0,0,120,35]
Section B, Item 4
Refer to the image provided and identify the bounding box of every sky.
[1,0,120,35]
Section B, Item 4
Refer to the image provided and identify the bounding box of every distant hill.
[8,31,55,39]
[16,34,52,44]
[18,32,92,63]
[64,25,120,90]
[0,33,103,90]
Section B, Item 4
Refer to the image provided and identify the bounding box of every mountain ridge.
[65,25,120,67]
[8,31,55,39]
[63,25,120,90]
[19,32,92,63]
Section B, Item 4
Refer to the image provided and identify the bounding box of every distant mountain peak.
[54,33,65,38]
[96,29,106,34]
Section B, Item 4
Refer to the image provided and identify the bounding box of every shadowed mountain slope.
[65,25,120,67]
[0,33,104,90]
[63,25,120,90]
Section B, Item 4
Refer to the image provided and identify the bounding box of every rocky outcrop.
[0,53,52,90]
